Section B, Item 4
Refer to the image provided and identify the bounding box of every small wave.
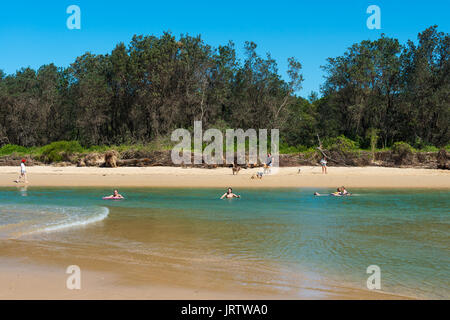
[42,207,109,233]
[0,204,109,239]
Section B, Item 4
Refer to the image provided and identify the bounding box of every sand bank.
[0,166,448,189]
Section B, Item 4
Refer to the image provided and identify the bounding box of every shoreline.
[0,258,413,300]
[0,166,449,189]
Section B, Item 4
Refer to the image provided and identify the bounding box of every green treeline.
[0,26,448,151]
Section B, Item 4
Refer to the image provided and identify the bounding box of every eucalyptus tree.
[321,35,402,147]
[399,26,449,147]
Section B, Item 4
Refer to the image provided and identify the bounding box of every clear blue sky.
[0,0,448,97]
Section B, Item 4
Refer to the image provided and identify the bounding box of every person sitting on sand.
[107,189,124,199]
[250,172,263,179]
[14,159,28,184]
[220,187,241,199]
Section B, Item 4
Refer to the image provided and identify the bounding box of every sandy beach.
[1,165,449,189]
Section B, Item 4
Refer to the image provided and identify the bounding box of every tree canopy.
[0,27,448,149]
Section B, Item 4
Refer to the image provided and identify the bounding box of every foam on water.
[0,204,109,239]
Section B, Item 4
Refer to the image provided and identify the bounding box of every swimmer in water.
[331,187,342,196]
[332,187,351,196]
[106,189,124,199]
[220,187,241,199]
[314,187,351,196]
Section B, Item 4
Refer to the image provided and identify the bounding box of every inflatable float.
[102,196,124,200]
[314,192,352,197]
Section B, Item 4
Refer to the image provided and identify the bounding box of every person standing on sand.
[320,157,328,174]
[264,153,273,174]
[266,153,273,167]
[15,159,28,183]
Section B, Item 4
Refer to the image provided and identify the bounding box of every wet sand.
[0,258,410,300]
[1,166,449,189]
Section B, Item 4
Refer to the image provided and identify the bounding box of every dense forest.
[0,26,448,151]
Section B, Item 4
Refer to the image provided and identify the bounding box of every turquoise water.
[0,187,449,298]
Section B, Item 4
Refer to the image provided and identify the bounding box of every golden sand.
[1,165,449,189]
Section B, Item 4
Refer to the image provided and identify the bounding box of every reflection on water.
[18,185,28,197]
[0,187,448,299]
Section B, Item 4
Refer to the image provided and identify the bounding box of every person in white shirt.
[320,157,328,174]
[15,159,28,183]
